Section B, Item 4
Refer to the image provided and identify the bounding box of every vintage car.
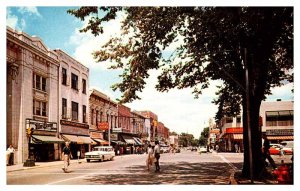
[85,146,115,162]
[281,141,294,155]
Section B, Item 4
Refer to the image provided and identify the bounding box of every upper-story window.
[62,98,67,119]
[62,68,67,85]
[33,99,47,117]
[225,117,233,123]
[71,101,78,121]
[82,79,86,94]
[33,73,47,92]
[71,73,78,90]
[236,116,241,124]
[83,105,87,123]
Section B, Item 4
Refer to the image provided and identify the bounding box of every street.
[7,150,244,185]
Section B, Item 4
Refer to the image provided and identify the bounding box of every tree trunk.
[242,95,265,178]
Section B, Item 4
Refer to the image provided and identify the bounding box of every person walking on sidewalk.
[62,142,73,173]
[154,141,161,172]
[262,134,277,169]
[7,145,15,166]
[146,145,154,171]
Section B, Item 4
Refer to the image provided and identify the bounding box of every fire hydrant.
[273,160,290,184]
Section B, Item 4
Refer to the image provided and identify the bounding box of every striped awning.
[31,135,65,144]
[93,138,109,145]
[233,134,243,140]
[62,134,96,145]
[267,136,294,140]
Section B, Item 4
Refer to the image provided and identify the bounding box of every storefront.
[26,119,64,162]
[266,129,294,143]
[220,127,243,152]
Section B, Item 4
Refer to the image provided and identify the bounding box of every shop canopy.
[93,138,109,145]
[111,140,126,145]
[62,134,96,145]
[31,135,65,144]
[267,136,294,140]
[121,135,136,145]
[133,137,143,145]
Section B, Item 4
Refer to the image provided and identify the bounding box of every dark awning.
[121,135,136,144]
[31,135,65,144]
[93,138,109,145]
[133,137,143,145]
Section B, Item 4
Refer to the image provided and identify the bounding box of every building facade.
[55,49,92,159]
[6,27,63,164]
[137,111,158,142]
[260,100,294,142]
[89,89,118,146]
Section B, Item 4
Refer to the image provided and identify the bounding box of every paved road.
[7,150,244,185]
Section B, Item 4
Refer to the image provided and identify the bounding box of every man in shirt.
[62,142,73,172]
[154,141,161,172]
[262,134,277,169]
[7,145,15,165]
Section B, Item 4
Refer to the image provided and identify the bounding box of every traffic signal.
[27,127,34,137]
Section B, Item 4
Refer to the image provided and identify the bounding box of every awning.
[93,138,109,145]
[233,134,243,140]
[62,134,96,144]
[121,135,136,145]
[111,140,126,145]
[133,137,143,145]
[267,136,294,140]
[31,135,65,144]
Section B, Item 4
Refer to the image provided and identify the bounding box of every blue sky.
[5,6,294,138]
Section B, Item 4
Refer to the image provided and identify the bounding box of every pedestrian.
[154,141,161,172]
[62,142,73,173]
[262,134,277,169]
[215,144,219,153]
[7,145,15,166]
[146,145,154,171]
[235,143,239,153]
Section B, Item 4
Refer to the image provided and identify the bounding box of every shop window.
[72,101,78,121]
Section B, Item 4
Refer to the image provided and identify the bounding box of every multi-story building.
[163,126,170,145]
[89,89,118,146]
[55,49,92,158]
[137,111,158,142]
[6,27,64,164]
[260,100,294,142]
[157,122,165,142]
[218,100,293,152]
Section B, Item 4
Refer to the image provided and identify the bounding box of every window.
[33,74,47,92]
[82,79,86,94]
[91,109,94,125]
[62,68,67,85]
[225,117,233,123]
[83,105,86,123]
[96,110,99,125]
[33,100,47,117]
[71,73,78,90]
[71,101,78,121]
[266,110,293,127]
[62,98,67,119]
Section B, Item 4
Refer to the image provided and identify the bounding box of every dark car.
[191,147,197,151]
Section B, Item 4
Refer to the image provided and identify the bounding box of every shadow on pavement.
[84,161,243,185]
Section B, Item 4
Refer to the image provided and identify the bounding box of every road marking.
[217,154,238,184]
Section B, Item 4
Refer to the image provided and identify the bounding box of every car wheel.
[87,159,90,162]
[100,156,104,162]
[110,156,114,161]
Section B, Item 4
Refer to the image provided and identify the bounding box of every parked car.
[269,144,283,155]
[199,147,207,153]
[191,147,198,151]
[281,141,294,155]
[85,146,115,162]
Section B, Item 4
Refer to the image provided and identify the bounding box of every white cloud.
[17,7,41,17]
[126,69,220,138]
[266,83,294,101]
[70,11,128,71]
[6,8,18,29]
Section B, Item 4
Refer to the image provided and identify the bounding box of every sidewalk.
[6,158,86,173]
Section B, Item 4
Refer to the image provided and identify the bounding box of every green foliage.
[199,127,209,146]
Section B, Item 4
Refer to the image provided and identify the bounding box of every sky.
[4,6,294,140]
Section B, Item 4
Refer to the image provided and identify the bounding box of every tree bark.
[242,95,265,178]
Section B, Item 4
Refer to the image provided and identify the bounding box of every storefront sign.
[226,127,243,134]
[110,133,118,141]
[60,120,89,129]
[112,128,122,133]
[98,122,109,131]
[266,129,293,135]
[90,132,103,139]
[26,118,57,132]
